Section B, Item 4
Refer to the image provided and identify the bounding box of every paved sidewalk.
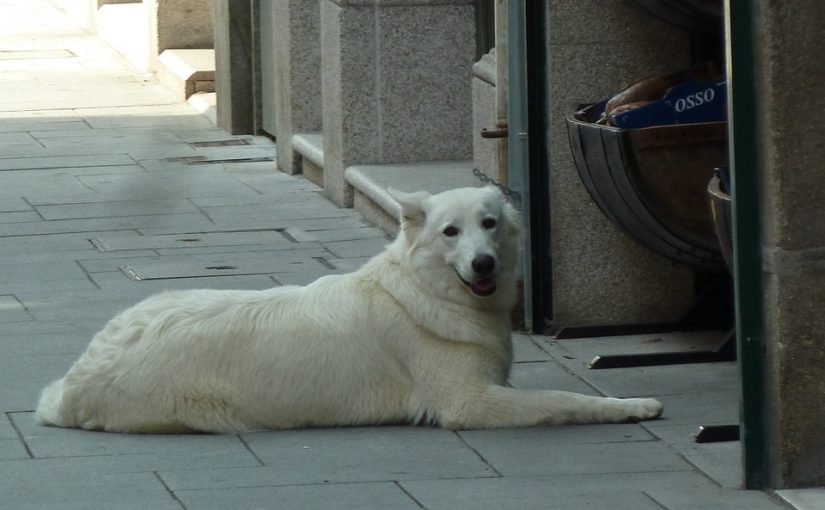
[0,1,794,509]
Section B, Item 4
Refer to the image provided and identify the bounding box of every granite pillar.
[545,1,696,326]
[320,0,475,206]
[269,0,322,175]
[213,0,256,134]
[751,0,825,489]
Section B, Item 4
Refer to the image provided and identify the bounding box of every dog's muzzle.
[455,254,497,297]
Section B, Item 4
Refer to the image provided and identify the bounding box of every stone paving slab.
[642,422,743,489]
[0,153,134,171]
[239,427,495,484]
[0,211,40,223]
[0,468,180,510]
[91,230,292,252]
[401,475,689,510]
[459,428,694,477]
[0,295,33,322]
[174,482,420,510]
[35,198,201,220]
[84,249,328,280]
[0,212,215,238]
[542,337,739,398]
[0,197,31,212]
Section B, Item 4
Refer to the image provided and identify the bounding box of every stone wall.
[752,0,825,489]
[544,1,696,327]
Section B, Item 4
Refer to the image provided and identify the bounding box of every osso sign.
[674,87,717,113]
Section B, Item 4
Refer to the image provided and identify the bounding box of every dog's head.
[388,186,522,310]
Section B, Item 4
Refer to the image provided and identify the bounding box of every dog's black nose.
[472,254,496,275]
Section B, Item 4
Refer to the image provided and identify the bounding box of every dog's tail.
[35,378,67,427]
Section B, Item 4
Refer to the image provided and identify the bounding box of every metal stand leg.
[587,328,735,369]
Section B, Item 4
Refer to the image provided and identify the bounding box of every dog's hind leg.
[439,385,662,429]
[35,378,68,427]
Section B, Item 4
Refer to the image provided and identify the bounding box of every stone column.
[269,0,322,175]
[213,0,255,134]
[752,1,825,489]
[146,0,214,60]
[320,0,475,207]
[545,2,696,326]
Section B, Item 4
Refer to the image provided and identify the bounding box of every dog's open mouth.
[455,271,497,297]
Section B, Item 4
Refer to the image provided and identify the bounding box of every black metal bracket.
[588,328,735,369]
[695,424,740,443]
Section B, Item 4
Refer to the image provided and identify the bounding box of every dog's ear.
[388,188,430,236]
[488,186,523,240]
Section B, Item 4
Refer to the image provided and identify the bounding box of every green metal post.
[724,0,768,489]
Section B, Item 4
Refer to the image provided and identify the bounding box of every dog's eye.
[443,226,459,237]
[482,218,497,229]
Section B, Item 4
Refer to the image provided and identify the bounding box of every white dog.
[36,186,662,433]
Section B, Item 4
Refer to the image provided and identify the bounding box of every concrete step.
[345,160,477,234]
[156,49,215,101]
[188,92,217,124]
[96,2,150,72]
[291,133,324,185]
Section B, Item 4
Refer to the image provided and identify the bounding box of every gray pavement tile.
[201,202,349,225]
[272,267,342,286]
[543,339,738,398]
[34,198,200,220]
[0,174,92,200]
[85,249,327,279]
[12,411,252,459]
[175,482,420,510]
[778,489,825,510]
[401,476,693,510]
[458,427,693,476]
[241,427,495,484]
[0,415,19,440]
[153,243,316,257]
[92,230,291,251]
[0,197,31,212]
[0,277,98,298]
[641,422,743,489]
[325,256,373,272]
[30,127,183,141]
[648,485,788,509]
[190,192,314,208]
[0,294,32,322]
[137,216,370,236]
[322,238,387,258]
[0,230,137,254]
[507,361,605,394]
[648,391,739,426]
[88,271,278,292]
[287,226,389,243]
[76,170,257,198]
[512,334,553,363]
[0,258,88,283]
[0,153,133,171]
[0,120,90,133]
[0,212,215,237]
[549,330,728,359]
[0,353,80,411]
[0,210,40,223]
[0,466,181,510]
[0,439,29,461]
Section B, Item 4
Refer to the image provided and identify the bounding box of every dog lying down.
[36,186,662,434]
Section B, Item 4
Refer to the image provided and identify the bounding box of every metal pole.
[725,0,768,489]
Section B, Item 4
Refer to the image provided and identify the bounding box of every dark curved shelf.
[567,105,728,272]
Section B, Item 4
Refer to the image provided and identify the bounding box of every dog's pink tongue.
[472,279,496,297]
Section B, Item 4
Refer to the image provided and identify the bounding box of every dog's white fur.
[36,186,662,433]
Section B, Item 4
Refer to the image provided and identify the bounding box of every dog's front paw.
[622,398,663,422]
